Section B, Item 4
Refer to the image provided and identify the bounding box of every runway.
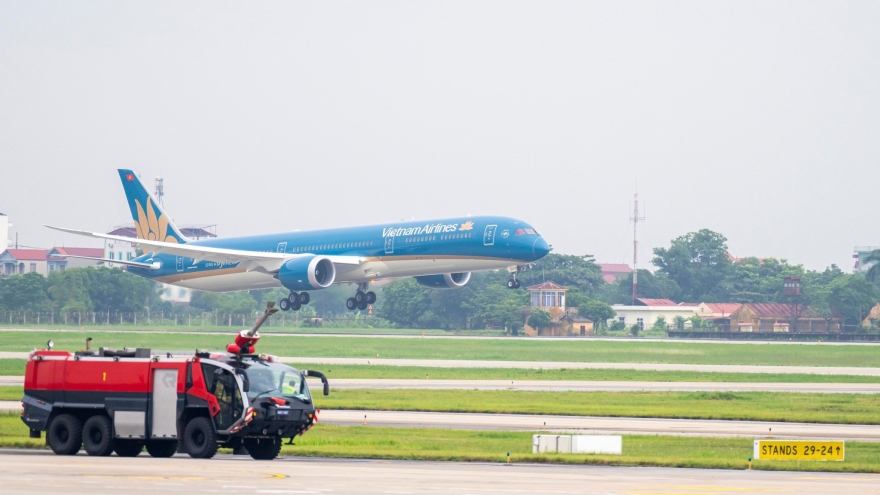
[0,450,876,495]
[3,327,879,345]
[282,356,880,376]
[5,375,880,393]
[319,409,880,441]
[300,378,880,393]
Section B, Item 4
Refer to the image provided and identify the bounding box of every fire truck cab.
[22,345,328,460]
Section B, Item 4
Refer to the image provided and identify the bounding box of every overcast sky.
[1,1,878,271]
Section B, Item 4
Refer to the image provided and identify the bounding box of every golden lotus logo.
[134,198,179,243]
[459,221,474,231]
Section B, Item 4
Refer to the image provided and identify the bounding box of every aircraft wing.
[46,226,362,272]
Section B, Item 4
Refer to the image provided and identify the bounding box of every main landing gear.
[279,291,311,312]
[346,283,376,311]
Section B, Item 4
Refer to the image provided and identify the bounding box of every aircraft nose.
[532,236,550,258]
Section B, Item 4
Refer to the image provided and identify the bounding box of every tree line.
[2,230,879,330]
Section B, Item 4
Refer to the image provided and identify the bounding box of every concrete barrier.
[533,434,622,454]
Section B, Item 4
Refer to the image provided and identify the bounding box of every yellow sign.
[754,440,844,461]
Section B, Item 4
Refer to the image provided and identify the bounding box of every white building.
[609,302,699,330]
[0,213,10,254]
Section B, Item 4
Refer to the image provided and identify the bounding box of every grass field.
[0,324,504,336]
[5,387,877,423]
[0,413,877,472]
[3,331,880,366]
[5,358,880,383]
[316,389,880,424]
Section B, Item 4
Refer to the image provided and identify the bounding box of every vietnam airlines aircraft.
[50,170,550,312]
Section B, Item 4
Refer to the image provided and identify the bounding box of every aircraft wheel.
[513,280,521,289]
[357,301,368,311]
[279,299,291,311]
[298,292,310,305]
[365,291,377,304]
[292,302,302,311]
[346,298,358,311]
[506,279,516,289]
[354,291,366,303]
[288,292,299,304]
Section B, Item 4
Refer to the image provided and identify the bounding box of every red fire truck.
[21,303,329,460]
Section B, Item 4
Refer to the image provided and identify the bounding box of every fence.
[0,310,387,329]
[667,331,880,342]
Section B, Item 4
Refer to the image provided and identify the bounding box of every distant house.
[599,263,632,284]
[634,298,678,306]
[862,303,880,327]
[48,247,105,271]
[694,303,743,330]
[523,282,594,336]
[728,303,842,333]
[0,249,51,277]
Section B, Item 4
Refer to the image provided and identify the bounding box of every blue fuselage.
[128,215,549,292]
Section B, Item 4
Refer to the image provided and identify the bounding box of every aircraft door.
[277,242,287,253]
[483,225,497,246]
[384,236,394,254]
[176,256,184,272]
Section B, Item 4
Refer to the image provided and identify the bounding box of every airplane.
[49,169,551,312]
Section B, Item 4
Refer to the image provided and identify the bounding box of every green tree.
[721,257,806,303]
[577,299,615,328]
[673,315,687,330]
[651,315,667,332]
[527,308,552,331]
[652,229,733,301]
[377,279,431,328]
[611,269,681,303]
[0,272,50,311]
[824,274,880,326]
[865,250,880,286]
[519,254,604,295]
[47,268,93,312]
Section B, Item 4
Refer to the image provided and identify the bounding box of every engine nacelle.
[277,256,336,291]
[415,272,471,289]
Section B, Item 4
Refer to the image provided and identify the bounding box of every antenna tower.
[630,193,645,304]
[155,177,164,207]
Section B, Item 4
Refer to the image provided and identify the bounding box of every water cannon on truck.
[21,302,329,460]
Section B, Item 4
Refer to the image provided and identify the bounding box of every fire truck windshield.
[244,361,311,403]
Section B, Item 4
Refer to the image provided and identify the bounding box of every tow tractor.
[21,302,329,460]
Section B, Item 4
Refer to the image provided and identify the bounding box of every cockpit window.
[245,361,311,403]
[514,228,538,236]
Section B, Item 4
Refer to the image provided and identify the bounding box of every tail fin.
[117,169,187,244]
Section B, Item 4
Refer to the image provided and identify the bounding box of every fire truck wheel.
[183,417,218,459]
[47,414,83,456]
[113,439,144,457]
[146,440,178,458]
[244,437,282,460]
[83,415,115,456]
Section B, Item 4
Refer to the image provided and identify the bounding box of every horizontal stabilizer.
[56,254,161,270]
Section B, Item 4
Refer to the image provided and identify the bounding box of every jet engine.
[277,256,336,291]
[415,272,471,289]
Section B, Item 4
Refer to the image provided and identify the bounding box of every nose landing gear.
[346,283,376,311]
[506,265,522,289]
[279,291,311,311]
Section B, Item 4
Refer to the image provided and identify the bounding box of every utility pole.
[630,193,645,305]
[155,177,164,207]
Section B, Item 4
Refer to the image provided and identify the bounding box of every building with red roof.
[728,303,842,334]
[598,263,632,284]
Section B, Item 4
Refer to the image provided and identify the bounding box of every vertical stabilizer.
[117,169,187,244]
